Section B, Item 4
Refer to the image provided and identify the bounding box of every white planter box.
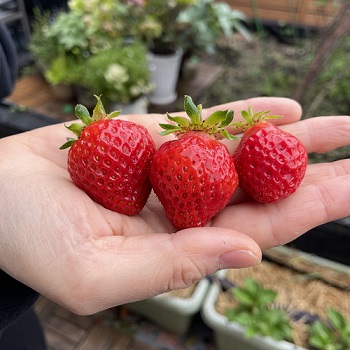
[201,273,305,350]
[125,277,210,335]
[201,246,350,350]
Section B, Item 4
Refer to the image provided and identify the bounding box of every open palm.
[0,96,349,315]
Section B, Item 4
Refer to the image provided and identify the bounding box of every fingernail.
[219,250,261,269]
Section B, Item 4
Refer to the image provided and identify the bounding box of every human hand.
[0,97,349,315]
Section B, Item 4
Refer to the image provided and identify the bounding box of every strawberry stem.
[158,95,237,140]
[231,107,281,131]
[60,95,120,150]
[92,95,106,122]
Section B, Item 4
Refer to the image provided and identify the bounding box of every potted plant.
[124,277,210,336]
[29,9,58,73]
[29,7,92,100]
[224,278,294,342]
[29,9,76,100]
[201,246,350,350]
[75,40,153,112]
[126,0,251,104]
[29,2,154,110]
[309,308,350,350]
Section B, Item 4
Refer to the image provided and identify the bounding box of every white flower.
[104,64,129,88]
[130,85,142,97]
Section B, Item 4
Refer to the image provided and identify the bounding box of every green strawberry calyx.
[230,106,281,132]
[60,95,120,150]
[159,95,237,140]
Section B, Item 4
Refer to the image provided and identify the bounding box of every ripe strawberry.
[232,107,308,203]
[60,96,156,215]
[149,95,239,229]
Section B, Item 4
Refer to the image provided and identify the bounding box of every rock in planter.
[201,246,350,350]
[125,277,210,336]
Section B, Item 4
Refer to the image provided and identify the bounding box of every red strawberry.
[61,96,156,215]
[150,95,239,229]
[232,107,308,203]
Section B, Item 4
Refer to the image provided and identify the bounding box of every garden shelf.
[0,101,59,137]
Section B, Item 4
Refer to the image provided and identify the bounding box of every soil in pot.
[216,260,350,348]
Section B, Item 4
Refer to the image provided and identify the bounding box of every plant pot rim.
[267,246,350,275]
[125,277,211,335]
[150,276,210,313]
[147,47,183,59]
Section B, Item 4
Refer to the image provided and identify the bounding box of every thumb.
[159,227,262,289]
[67,227,261,314]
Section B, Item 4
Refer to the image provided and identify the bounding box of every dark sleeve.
[0,20,18,100]
[0,270,39,332]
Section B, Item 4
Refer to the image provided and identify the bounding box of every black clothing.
[0,270,39,333]
[0,20,18,100]
[0,21,45,348]
[0,307,46,350]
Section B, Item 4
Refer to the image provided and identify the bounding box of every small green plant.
[44,53,82,86]
[309,308,350,350]
[176,0,251,54]
[126,0,250,54]
[225,278,293,341]
[29,8,60,69]
[78,41,153,105]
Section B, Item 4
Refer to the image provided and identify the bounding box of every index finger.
[204,96,303,126]
[129,96,303,148]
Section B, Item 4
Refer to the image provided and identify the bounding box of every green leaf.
[106,111,121,119]
[245,325,259,338]
[232,310,252,327]
[233,288,254,306]
[59,138,76,150]
[220,129,238,140]
[327,308,346,330]
[203,110,228,126]
[220,110,234,127]
[92,95,106,122]
[75,104,91,125]
[256,289,277,307]
[310,321,334,344]
[241,109,251,123]
[244,278,260,295]
[159,123,181,131]
[184,95,201,124]
[309,336,328,349]
[158,124,181,136]
[197,103,203,118]
[167,114,190,127]
[344,321,350,338]
[65,122,84,137]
